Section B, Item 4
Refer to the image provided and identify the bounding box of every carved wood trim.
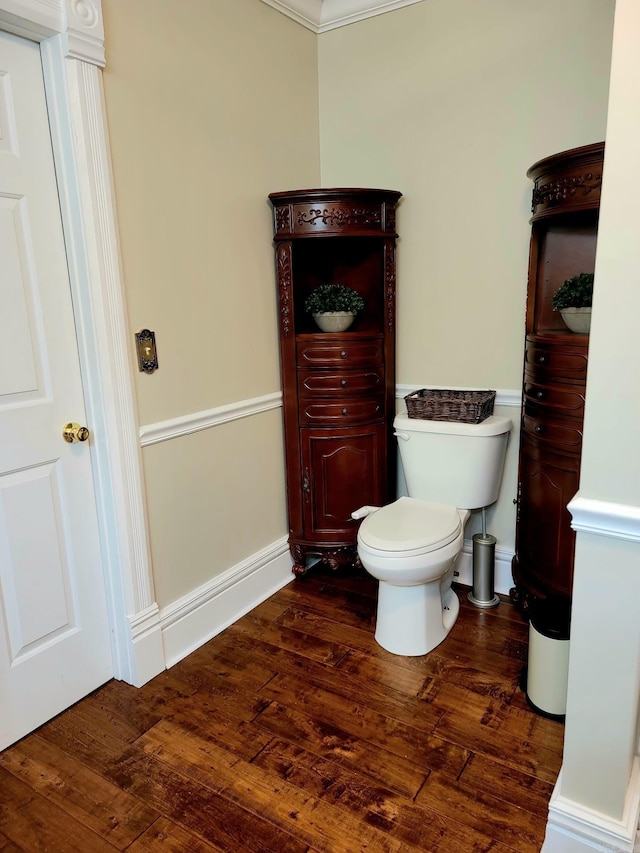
[276,242,293,337]
[296,205,381,228]
[289,541,360,576]
[384,239,396,333]
[532,170,602,215]
[275,204,291,234]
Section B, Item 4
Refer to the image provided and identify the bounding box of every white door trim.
[0,0,164,686]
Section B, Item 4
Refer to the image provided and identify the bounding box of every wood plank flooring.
[0,566,564,852]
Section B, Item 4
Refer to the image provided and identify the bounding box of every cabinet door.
[300,425,386,539]
[516,435,579,597]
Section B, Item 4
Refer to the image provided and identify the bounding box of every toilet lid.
[358,496,461,554]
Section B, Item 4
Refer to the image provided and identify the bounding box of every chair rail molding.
[260,0,425,32]
[568,495,640,542]
[0,0,164,686]
[140,392,283,448]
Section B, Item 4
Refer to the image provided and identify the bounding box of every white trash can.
[526,597,571,720]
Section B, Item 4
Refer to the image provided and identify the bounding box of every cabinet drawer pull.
[537,354,547,364]
[342,408,348,416]
[340,350,347,359]
[341,379,348,387]
[534,424,544,434]
[536,390,544,399]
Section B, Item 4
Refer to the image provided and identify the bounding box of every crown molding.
[260,0,424,33]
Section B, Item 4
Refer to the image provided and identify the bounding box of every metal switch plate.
[135,329,158,373]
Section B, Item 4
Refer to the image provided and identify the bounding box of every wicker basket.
[404,389,496,424]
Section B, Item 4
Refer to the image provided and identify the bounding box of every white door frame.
[0,0,164,687]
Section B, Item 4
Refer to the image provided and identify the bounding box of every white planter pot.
[559,307,591,334]
[312,311,356,332]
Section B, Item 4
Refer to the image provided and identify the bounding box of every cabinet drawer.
[299,398,384,426]
[522,413,582,452]
[298,368,383,398]
[524,342,588,382]
[523,379,585,418]
[297,339,383,368]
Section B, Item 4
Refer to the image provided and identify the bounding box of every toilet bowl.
[354,411,512,657]
[356,497,469,656]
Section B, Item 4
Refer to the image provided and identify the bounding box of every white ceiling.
[259,0,424,33]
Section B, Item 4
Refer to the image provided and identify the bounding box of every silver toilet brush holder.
[467,508,500,609]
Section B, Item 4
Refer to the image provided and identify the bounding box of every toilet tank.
[394,413,511,509]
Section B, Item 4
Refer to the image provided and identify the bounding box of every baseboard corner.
[159,537,293,669]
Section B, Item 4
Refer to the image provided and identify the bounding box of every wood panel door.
[0,32,112,748]
[300,425,386,539]
[514,436,580,599]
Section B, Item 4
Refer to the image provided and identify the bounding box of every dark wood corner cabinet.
[512,142,604,609]
[269,188,402,576]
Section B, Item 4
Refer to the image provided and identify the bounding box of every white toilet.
[353,412,511,656]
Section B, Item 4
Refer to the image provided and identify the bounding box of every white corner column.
[542,1,640,850]
[543,508,640,853]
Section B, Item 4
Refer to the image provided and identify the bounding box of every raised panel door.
[301,425,385,539]
[0,33,111,748]
[515,435,580,599]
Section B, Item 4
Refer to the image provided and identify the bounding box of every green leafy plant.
[551,273,594,311]
[305,284,365,315]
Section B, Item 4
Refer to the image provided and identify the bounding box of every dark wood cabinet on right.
[512,142,604,608]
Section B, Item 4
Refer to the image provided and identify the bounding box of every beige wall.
[102,0,320,606]
[101,0,616,608]
[143,410,286,606]
[319,0,614,552]
[318,0,614,388]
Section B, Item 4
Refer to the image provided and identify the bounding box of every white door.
[0,31,112,749]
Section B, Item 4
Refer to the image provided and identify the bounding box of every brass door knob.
[62,422,90,443]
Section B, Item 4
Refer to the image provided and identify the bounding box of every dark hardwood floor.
[0,566,563,852]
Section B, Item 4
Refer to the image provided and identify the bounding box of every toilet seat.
[358,496,461,557]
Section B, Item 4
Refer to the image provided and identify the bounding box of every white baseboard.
[453,538,514,597]
[543,761,640,853]
[159,537,293,668]
[158,534,513,670]
[125,604,165,687]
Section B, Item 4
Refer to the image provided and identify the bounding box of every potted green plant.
[305,284,365,332]
[551,272,594,334]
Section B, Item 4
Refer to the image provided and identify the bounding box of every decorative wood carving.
[528,141,604,221]
[532,171,602,214]
[296,206,381,228]
[275,206,290,234]
[276,243,293,337]
[384,240,396,334]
